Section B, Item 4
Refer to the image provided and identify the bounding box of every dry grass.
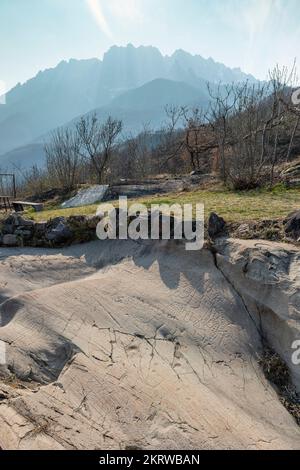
[26,185,300,224]
[0,373,37,391]
[260,346,300,426]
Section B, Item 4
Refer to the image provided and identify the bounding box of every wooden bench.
[12,201,44,213]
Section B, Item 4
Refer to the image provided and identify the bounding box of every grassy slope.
[27,185,300,223]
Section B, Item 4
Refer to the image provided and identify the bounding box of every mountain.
[0,79,206,171]
[109,78,208,110]
[0,58,106,157]
[100,44,166,91]
[166,49,255,85]
[0,44,257,169]
[0,143,45,172]
[100,44,256,90]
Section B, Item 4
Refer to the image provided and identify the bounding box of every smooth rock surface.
[61,185,109,209]
[214,238,300,389]
[0,239,299,450]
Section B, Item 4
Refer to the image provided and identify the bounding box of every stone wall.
[0,214,101,248]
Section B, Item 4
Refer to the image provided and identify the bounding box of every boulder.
[282,163,300,178]
[1,215,35,235]
[34,222,47,236]
[1,223,14,235]
[45,218,73,244]
[14,229,33,241]
[85,215,102,230]
[235,223,251,237]
[4,214,34,227]
[2,234,18,247]
[0,214,104,247]
[284,211,300,241]
[214,238,300,390]
[68,215,101,230]
[208,212,226,239]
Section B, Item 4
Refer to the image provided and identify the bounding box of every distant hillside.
[0,143,45,172]
[109,78,208,110]
[0,78,210,170]
[0,44,257,167]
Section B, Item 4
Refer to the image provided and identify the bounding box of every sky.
[0,0,299,93]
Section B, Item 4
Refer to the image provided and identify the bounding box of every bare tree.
[286,114,300,162]
[182,107,217,172]
[17,165,49,196]
[76,114,123,183]
[154,105,185,172]
[225,81,273,188]
[274,62,300,162]
[206,65,300,189]
[207,83,239,182]
[125,126,151,177]
[157,105,217,174]
[45,127,82,190]
[267,65,297,183]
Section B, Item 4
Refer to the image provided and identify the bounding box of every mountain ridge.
[0,44,257,169]
[0,78,207,171]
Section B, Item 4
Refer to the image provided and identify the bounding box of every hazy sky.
[0,0,299,92]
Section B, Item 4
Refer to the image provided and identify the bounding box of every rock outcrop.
[208,212,226,239]
[0,214,101,248]
[0,238,299,450]
[213,238,300,390]
[282,161,300,188]
[284,211,300,242]
[61,185,109,209]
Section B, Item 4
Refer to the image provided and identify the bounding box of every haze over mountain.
[0,44,257,170]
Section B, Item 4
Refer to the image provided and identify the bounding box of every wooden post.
[12,174,16,199]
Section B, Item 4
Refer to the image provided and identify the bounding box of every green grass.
[26,203,101,222]
[27,185,300,224]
